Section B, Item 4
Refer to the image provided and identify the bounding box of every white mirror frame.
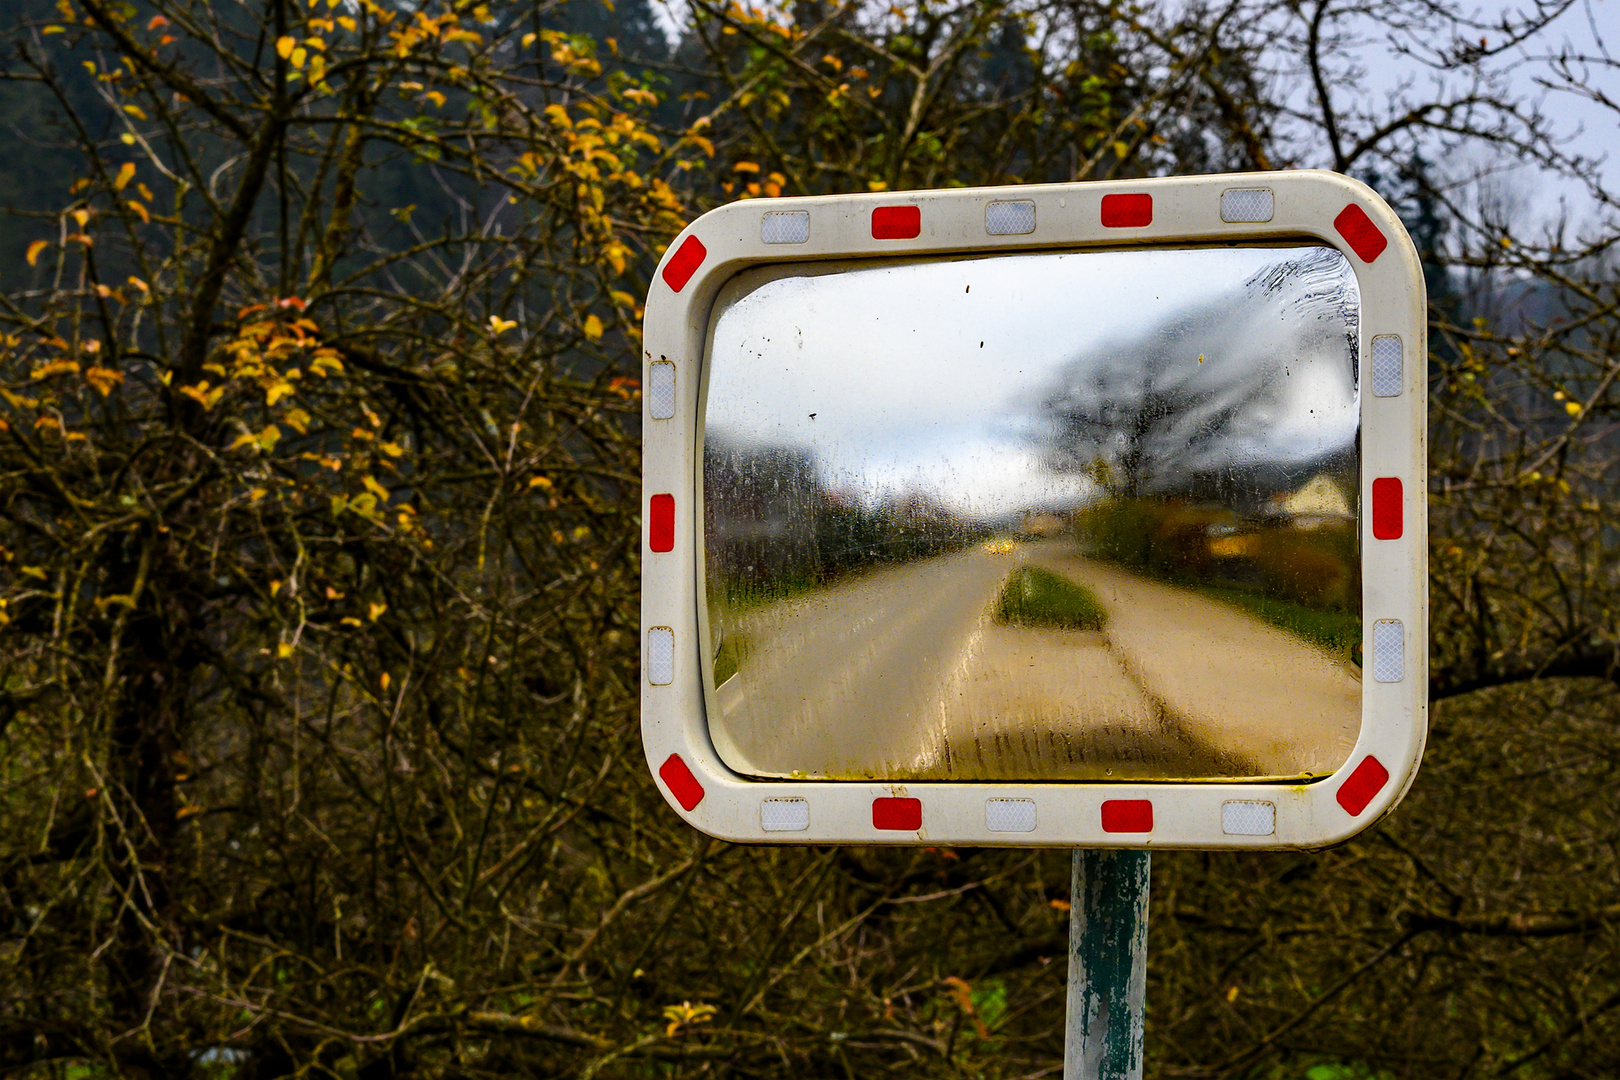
[640,170,1427,850]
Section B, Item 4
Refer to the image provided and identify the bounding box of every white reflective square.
[985,200,1036,236]
[761,798,810,832]
[1220,188,1274,223]
[1371,335,1403,397]
[646,627,674,685]
[1372,620,1404,683]
[648,361,676,420]
[985,798,1037,832]
[1221,800,1276,836]
[761,211,810,244]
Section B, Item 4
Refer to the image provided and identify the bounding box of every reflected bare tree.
[1038,247,1359,499]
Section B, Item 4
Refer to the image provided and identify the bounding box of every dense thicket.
[0,0,1616,1077]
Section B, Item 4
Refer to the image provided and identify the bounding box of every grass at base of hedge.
[996,565,1109,631]
[1195,583,1361,662]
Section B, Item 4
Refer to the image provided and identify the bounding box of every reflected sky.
[704,246,1359,520]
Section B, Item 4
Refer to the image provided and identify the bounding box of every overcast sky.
[651,0,1618,230]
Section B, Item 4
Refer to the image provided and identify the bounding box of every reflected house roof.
[1268,473,1354,523]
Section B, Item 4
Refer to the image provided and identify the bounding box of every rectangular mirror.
[700,245,1362,783]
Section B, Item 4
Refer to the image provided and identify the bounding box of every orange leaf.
[84,366,124,396]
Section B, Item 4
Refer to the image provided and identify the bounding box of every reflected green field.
[995,565,1108,632]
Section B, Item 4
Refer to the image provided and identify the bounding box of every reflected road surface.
[709,541,1360,781]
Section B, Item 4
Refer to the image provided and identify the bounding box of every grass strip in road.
[1195,584,1361,662]
[996,566,1108,631]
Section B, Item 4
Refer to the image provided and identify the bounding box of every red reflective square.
[872,797,922,830]
[1334,204,1388,263]
[871,205,921,240]
[1371,477,1403,540]
[1100,193,1152,228]
[1335,755,1389,816]
[659,753,705,811]
[648,493,674,552]
[661,235,707,292]
[1101,799,1153,833]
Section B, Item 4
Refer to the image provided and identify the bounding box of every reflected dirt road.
[709,541,1361,782]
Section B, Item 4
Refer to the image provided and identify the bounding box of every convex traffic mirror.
[642,172,1427,850]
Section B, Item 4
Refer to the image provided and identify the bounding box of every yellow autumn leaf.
[31,360,81,380]
[282,407,310,434]
[379,671,391,690]
[70,209,90,227]
[229,431,259,451]
[84,366,124,396]
[362,475,390,501]
[128,201,150,223]
[123,104,147,120]
[368,601,387,621]
[26,240,48,266]
[583,314,604,341]
[276,35,296,58]
[529,475,553,489]
[1566,401,1582,416]
[424,90,446,107]
[277,641,294,658]
[265,380,295,405]
[662,1001,717,1037]
[127,276,149,293]
[488,315,517,334]
[114,162,135,191]
[179,380,225,408]
[341,616,363,627]
[733,160,761,173]
[379,441,405,457]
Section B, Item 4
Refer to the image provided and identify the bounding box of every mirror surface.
[701,245,1362,782]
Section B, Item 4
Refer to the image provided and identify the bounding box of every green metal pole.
[1065,849,1151,1080]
